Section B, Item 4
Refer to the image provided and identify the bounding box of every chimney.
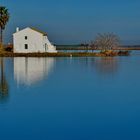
[16,27,19,32]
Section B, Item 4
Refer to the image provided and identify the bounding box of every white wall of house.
[13,27,57,53]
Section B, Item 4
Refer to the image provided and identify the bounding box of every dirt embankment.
[0,51,130,57]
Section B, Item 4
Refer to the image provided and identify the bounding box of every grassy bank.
[56,46,140,50]
[0,51,130,57]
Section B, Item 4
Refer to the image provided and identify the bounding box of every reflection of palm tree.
[0,58,8,101]
[95,57,118,75]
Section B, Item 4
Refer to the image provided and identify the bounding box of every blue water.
[0,51,140,140]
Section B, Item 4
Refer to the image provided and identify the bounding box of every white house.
[13,27,57,53]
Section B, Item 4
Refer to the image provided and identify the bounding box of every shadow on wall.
[14,57,55,86]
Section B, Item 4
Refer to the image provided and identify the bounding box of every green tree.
[0,6,10,49]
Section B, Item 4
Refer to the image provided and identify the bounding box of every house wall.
[13,28,45,53]
[43,36,57,53]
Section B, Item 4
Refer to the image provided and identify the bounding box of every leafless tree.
[93,33,120,51]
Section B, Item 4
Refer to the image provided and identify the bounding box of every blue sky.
[1,0,140,45]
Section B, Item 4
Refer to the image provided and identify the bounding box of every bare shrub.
[93,33,120,51]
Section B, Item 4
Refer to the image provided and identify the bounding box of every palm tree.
[0,6,10,49]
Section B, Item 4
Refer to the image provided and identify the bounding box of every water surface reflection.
[1,53,140,140]
[94,57,119,75]
[14,57,55,85]
[0,58,9,102]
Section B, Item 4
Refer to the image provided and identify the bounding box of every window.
[25,44,28,49]
[45,43,48,51]
[25,36,28,40]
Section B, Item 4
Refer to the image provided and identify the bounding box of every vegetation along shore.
[0,51,130,57]
[57,45,140,51]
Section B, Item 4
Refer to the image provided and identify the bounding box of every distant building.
[13,27,57,53]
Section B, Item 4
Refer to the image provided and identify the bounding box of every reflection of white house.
[14,58,55,85]
[13,27,57,53]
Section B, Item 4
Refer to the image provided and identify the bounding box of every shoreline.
[57,47,140,51]
[0,51,130,57]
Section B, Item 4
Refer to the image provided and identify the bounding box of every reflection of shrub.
[100,50,130,56]
[95,57,118,75]
[118,51,130,56]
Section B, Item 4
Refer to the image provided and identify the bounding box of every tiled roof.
[30,27,47,36]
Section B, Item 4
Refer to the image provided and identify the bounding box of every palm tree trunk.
[0,28,3,49]
[1,58,4,85]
